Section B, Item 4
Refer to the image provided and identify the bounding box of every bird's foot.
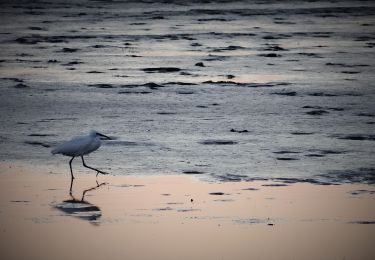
[96,170,109,177]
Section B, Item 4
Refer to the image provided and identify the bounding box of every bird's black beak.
[96,132,112,140]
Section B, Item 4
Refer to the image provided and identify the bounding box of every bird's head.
[90,130,112,140]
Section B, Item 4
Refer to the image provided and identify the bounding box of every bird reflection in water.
[54,178,108,225]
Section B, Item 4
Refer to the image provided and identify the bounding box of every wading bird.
[51,130,111,179]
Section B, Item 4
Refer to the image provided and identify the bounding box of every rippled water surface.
[0,0,374,183]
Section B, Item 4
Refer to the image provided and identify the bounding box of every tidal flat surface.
[0,0,374,184]
[0,164,374,260]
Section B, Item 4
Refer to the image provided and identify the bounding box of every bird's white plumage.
[52,131,101,156]
[51,130,111,179]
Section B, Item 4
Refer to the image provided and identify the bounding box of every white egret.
[51,130,111,179]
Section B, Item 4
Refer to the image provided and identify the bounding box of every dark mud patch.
[297,52,322,58]
[349,190,375,196]
[272,178,333,185]
[177,208,201,213]
[335,134,375,141]
[191,42,202,47]
[88,84,115,88]
[166,202,184,205]
[28,133,56,137]
[91,44,109,49]
[182,170,205,175]
[307,149,346,155]
[261,44,287,51]
[153,207,173,211]
[290,131,314,135]
[218,173,248,182]
[118,90,152,94]
[214,199,235,202]
[308,92,338,97]
[212,45,245,52]
[318,168,375,184]
[328,107,344,111]
[242,188,259,191]
[262,183,289,187]
[273,151,300,154]
[258,53,282,58]
[356,113,375,117]
[262,34,291,40]
[142,82,165,89]
[197,18,228,22]
[177,90,195,95]
[271,91,297,96]
[157,112,177,115]
[62,61,84,66]
[307,92,361,97]
[202,55,228,61]
[142,67,181,73]
[88,82,164,90]
[24,141,51,148]
[2,77,24,83]
[38,117,77,123]
[15,37,40,45]
[349,221,375,225]
[28,26,45,31]
[165,82,197,86]
[341,71,361,74]
[305,154,325,158]
[86,71,104,74]
[203,81,290,88]
[303,106,343,112]
[121,82,165,90]
[306,110,329,116]
[325,62,369,68]
[13,83,30,89]
[233,218,271,225]
[15,35,95,45]
[230,128,249,133]
[60,48,80,53]
[276,157,299,161]
[199,140,238,145]
[209,192,228,196]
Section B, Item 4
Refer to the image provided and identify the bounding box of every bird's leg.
[69,177,74,197]
[69,156,75,179]
[81,156,109,176]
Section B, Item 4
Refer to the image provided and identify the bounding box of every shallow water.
[0,0,374,183]
[1,166,374,260]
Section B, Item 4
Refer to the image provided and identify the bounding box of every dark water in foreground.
[0,0,374,184]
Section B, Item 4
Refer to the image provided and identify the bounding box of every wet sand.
[0,162,374,260]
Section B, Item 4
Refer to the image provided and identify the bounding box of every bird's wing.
[84,138,101,155]
[52,136,93,156]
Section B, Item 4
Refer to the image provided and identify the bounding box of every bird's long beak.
[96,132,112,140]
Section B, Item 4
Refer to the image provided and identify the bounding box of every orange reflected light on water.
[0,163,374,260]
